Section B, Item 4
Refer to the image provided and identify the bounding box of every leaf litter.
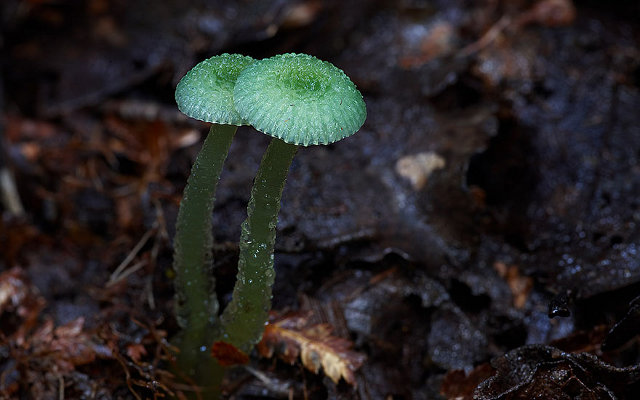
[1,0,640,398]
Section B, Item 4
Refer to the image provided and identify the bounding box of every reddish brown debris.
[0,267,45,343]
[126,342,149,363]
[517,0,577,28]
[440,363,496,400]
[27,317,110,372]
[211,341,250,367]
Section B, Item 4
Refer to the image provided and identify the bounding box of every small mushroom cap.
[233,53,366,146]
[175,53,255,125]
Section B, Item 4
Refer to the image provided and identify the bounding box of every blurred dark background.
[1,0,640,398]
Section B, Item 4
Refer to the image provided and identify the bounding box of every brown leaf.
[257,311,366,386]
[211,341,250,366]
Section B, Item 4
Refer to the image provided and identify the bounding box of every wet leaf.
[440,363,495,400]
[257,311,365,386]
[474,345,640,399]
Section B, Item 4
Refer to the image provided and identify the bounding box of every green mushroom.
[216,53,367,354]
[172,53,254,383]
[171,52,366,393]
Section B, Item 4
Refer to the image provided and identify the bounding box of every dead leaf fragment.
[211,341,250,366]
[395,152,446,190]
[126,343,148,363]
[257,311,366,386]
[494,262,532,309]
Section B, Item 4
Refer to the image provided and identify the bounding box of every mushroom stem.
[173,123,236,351]
[219,137,298,352]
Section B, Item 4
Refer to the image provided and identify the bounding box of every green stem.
[219,137,298,352]
[172,124,236,383]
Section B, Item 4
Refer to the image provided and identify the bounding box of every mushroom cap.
[233,53,366,146]
[175,53,255,125]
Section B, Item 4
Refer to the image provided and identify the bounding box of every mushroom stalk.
[173,123,236,348]
[219,137,298,351]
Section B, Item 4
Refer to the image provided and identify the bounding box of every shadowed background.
[1,0,639,398]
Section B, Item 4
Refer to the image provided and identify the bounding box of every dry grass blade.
[107,226,155,287]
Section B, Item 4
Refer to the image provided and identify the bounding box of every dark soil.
[1,0,639,398]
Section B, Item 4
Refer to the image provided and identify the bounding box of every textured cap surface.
[175,54,255,125]
[234,53,366,146]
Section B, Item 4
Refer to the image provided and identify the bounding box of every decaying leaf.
[28,317,112,372]
[474,345,640,399]
[211,341,250,366]
[257,311,366,386]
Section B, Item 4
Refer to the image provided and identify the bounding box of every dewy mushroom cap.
[233,53,367,146]
[175,53,255,125]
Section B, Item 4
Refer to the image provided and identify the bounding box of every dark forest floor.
[1,0,640,398]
